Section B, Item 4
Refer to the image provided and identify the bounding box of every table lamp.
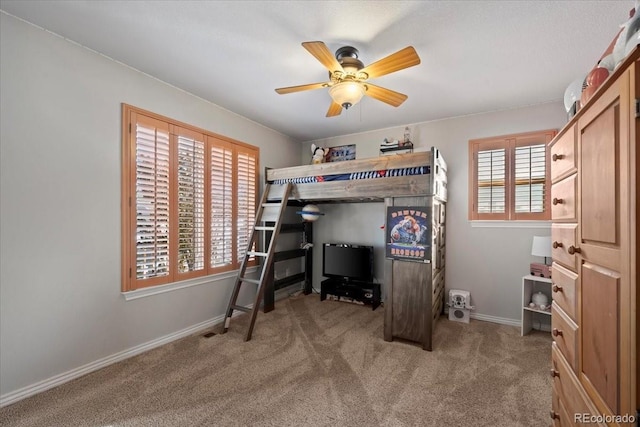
[530,235,552,278]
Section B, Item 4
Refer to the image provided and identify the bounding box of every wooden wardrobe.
[548,48,638,426]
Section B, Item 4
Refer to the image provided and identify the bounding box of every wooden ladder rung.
[221,182,293,341]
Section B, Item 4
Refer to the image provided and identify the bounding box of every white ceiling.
[0,1,633,142]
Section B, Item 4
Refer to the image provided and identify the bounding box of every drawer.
[551,174,577,222]
[551,343,604,426]
[551,224,578,272]
[550,124,576,183]
[551,383,572,426]
[552,302,578,372]
[551,263,577,321]
[551,383,560,426]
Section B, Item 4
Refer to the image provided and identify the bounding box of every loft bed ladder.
[221,182,292,341]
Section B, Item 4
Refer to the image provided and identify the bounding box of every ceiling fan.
[275,41,421,117]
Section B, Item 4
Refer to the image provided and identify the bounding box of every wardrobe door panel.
[581,262,620,414]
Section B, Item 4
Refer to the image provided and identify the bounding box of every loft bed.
[266,148,447,203]
[263,147,448,351]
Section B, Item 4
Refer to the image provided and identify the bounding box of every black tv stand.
[320,278,381,310]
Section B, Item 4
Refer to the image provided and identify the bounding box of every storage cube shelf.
[521,275,552,336]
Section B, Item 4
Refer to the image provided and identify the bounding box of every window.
[121,105,258,291]
[468,129,556,221]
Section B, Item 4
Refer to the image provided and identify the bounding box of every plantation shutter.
[175,127,206,277]
[122,105,261,291]
[236,147,258,265]
[514,144,546,217]
[469,129,553,221]
[475,146,507,219]
[209,139,234,270]
[132,114,171,287]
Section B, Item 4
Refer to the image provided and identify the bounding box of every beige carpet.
[0,294,552,426]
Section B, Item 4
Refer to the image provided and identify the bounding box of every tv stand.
[320,278,381,310]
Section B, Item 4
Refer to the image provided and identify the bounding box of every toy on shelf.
[310,143,329,164]
[582,3,638,106]
[380,134,413,156]
[530,291,550,311]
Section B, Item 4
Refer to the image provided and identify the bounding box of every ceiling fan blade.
[275,82,328,94]
[359,46,420,79]
[326,101,343,117]
[364,83,408,107]
[302,41,345,74]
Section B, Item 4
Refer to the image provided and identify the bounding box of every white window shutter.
[177,134,206,273]
[476,148,506,214]
[135,122,171,280]
[514,144,546,214]
[210,144,233,268]
[236,150,257,263]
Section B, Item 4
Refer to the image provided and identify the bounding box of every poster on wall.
[385,206,430,262]
[327,144,356,162]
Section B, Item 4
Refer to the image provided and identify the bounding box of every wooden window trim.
[468,129,556,221]
[121,104,259,292]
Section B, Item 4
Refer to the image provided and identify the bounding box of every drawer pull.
[552,154,564,161]
[550,411,560,420]
[552,241,563,249]
[552,197,563,205]
[568,245,581,255]
[550,369,559,378]
[552,328,563,337]
[552,284,563,293]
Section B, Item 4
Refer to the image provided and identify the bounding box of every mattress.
[271,165,430,185]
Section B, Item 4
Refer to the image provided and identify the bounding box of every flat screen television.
[322,243,374,283]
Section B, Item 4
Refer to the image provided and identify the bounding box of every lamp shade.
[531,235,552,258]
[328,81,365,109]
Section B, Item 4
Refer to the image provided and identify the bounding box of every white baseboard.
[0,285,305,408]
[444,308,520,328]
[0,314,228,408]
[470,312,521,328]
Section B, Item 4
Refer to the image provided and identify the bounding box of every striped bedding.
[272,166,430,185]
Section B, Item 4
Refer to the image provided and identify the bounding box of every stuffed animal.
[311,144,329,164]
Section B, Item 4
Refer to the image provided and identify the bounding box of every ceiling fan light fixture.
[328,81,365,109]
[275,41,420,117]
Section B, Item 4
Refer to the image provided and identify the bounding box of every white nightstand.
[521,275,552,336]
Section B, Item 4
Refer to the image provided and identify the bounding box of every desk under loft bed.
[263,147,448,350]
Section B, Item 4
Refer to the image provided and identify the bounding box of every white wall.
[303,101,566,325]
[0,14,301,400]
